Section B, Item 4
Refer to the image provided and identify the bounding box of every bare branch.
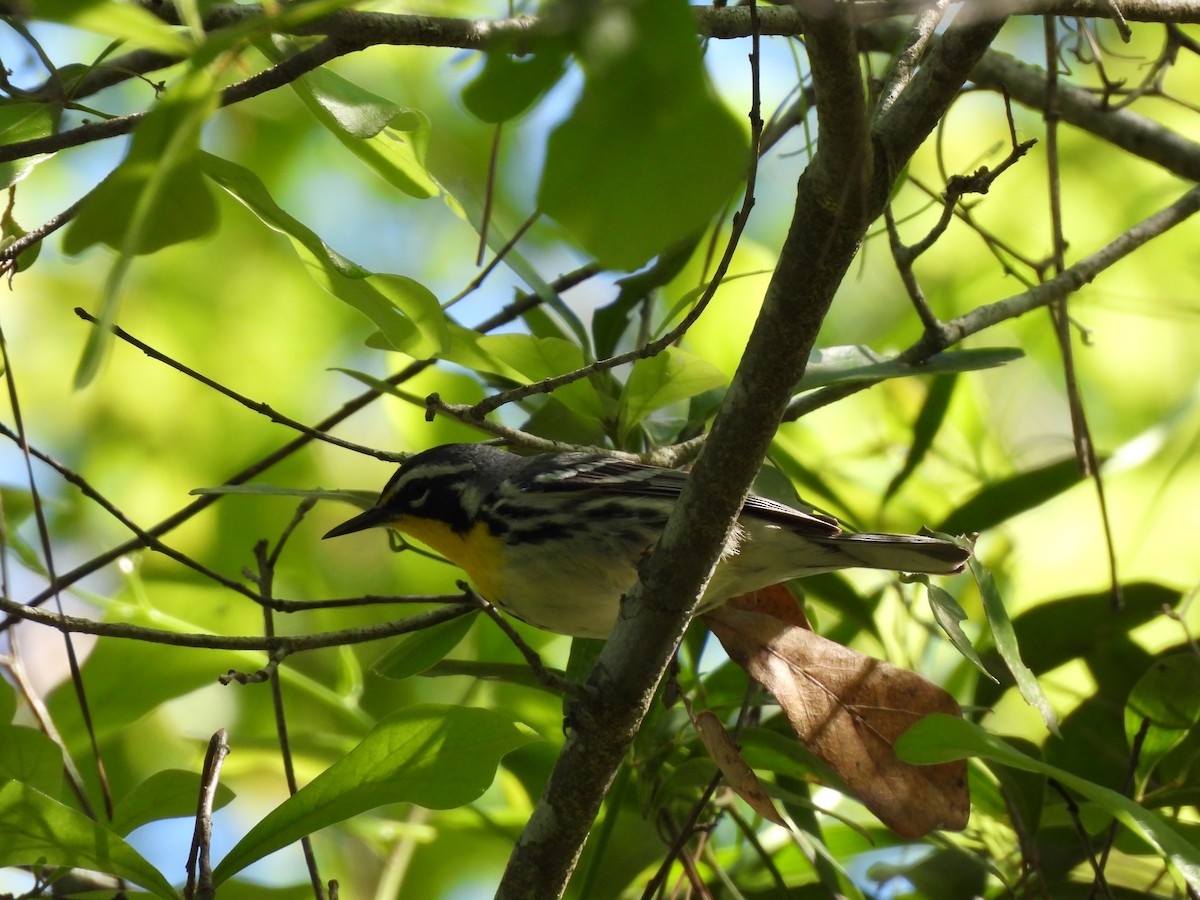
[873,6,1008,187]
[0,270,584,634]
[185,730,231,900]
[966,35,1200,181]
[1,592,476,652]
[787,183,1200,419]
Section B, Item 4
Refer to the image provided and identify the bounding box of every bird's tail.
[820,532,970,575]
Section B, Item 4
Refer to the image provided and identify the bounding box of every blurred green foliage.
[0,2,1198,898]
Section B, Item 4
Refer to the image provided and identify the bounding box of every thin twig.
[0,592,477,651]
[469,588,589,699]
[73,308,402,461]
[476,123,505,267]
[1048,778,1115,900]
[785,182,1200,420]
[0,421,270,601]
[1089,716,1152,897]
[464,6,766,421]
[251,533,326,900]
[1043,15,1123,610]
[885,98,1037,330]
[0,197,86,274]
[0,318,116,823]
[185,729,231,900]
[448,209,546,309]
[640,777,722,900]
[0,649,95,817]
[0,268,592,633]
[424,393,640,458]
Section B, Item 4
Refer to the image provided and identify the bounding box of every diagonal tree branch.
[494,3,1025,893]
[872,5,1008,187]
[785,182,1200,419]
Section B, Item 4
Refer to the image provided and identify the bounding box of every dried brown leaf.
[691,709,788,827]
[725,582,811,630]
[705,605,969,838]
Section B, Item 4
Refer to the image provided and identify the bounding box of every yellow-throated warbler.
[324,443,969,639]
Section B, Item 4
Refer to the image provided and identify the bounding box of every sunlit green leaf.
[973,585,1174,715]
[0,781,177,899]
[288,60,440,199]
[212,705,538,883]
[0,726,63,797]
[64,64,220,386]
[618,347,725,442]
[112,769,235,837]
[922,582,994,681]
[796,346,1022,392]
[1125,655,1200,790]
[0,102,58,188]
[463,38,569,123]
[422,660,568,693]
[884,374,956,502]
[938,456,1085,535]
[1,207,41,273]
[445,329,605,419]
[373,611,477,680]
[538,0,747,269]
[897,715,1200,893]
[971,559,1059,735]
[202,153,448,357]
[35,0,192,53]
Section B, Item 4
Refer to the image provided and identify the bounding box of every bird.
[323,443,969,639]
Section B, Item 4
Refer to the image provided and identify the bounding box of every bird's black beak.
[323,506,392,539]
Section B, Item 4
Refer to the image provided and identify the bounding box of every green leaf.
[0,102,58,188]
[796,345,1023,392]
[593,239,698,357]
[373,612,478,680]
[422,660,568,694]
[618,347,725,442]
[463,37,569,123]
[884,374,956,502]
[538,0,747,269]
[972,559,1060,736]
[456,197,591,348]
[897,715,1200,894]
[64,65,220,386]
[112,769,235,837]
[0,208,41,274]
[974,584,1173,709]
[35,0,192,54]
[202,153,448,358]
[0,676,15,725]
[1125,655,1200,790]
[988,736,1046,836]
[0,781,178,899]
[288,59,440,199]
[0,726,63,797]
[445,329,605,419]
[923,582,994,681]
[938,456,1085,535]
[213,705,537,883]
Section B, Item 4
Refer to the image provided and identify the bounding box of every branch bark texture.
[493,4,1006,898]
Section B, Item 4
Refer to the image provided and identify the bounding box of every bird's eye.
[406,487,431,509]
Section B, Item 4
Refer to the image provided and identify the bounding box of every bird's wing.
[520,456,842,538]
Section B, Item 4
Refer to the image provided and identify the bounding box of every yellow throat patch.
[395,516,506,601]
